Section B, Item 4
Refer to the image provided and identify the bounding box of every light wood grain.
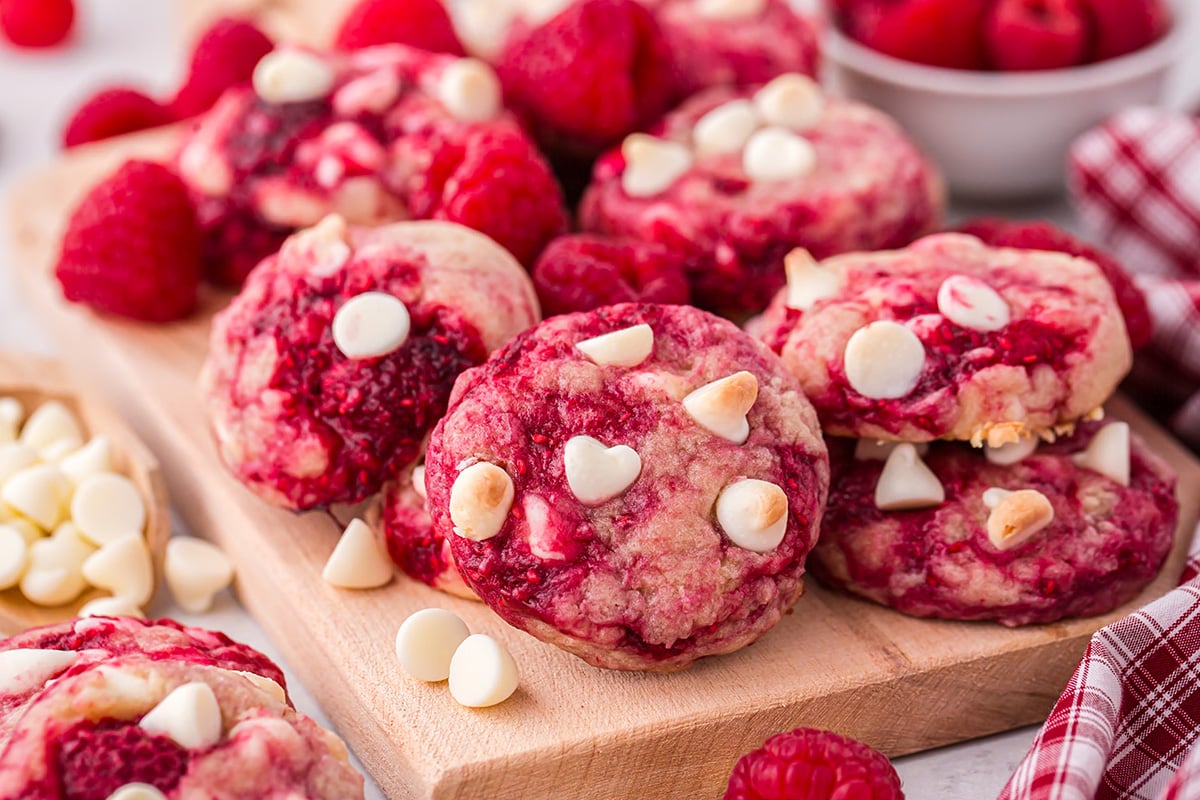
[0,350,170,633]
[7,129,1199,800]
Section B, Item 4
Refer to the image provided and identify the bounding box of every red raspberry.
[533,235,690,316]
[955,218,1153,349]
[55,160,202,322]
[495,0,679,155]
[56,718,189,800]
[170,17,274,119]
[984,0,1090,71]
[0,0,74,47]
[1082,0,1171,62]
[62,87,175,148]
[843,0,991,70]
[334,0,464,54]
[724,728,904,800]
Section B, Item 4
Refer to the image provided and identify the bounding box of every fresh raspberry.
[495,0,679,155]
[842,0,991,70]
[56,718,190,800]
[55,160,202,322]
[334,0,464,54]
[0,0,74,47]
[1082,0,1171,62]
[724,728,904,800]
[170,17,274,119]
[532,234,690,316]
[431,129,568,266]
[62,88,175,148]
[955,218,1154,349]
[984,0,1090,71]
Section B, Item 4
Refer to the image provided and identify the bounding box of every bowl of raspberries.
[824,0,1187,198]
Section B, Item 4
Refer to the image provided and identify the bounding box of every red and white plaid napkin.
[998,524,1200,800]
[1068,107,1200,449]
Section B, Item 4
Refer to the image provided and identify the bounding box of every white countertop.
[1,3,1195,797]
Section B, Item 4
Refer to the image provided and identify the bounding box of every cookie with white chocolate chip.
[810,421,1179,626]
[579,75,944,314]
[176,42,567,285]
[201,218,539,510]
[756,233,1134,445]
[424,303,829,671]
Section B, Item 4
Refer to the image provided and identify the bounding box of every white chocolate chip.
[576,324,655,368]
[332,68,402,117]
[742,127,816,183]
[2,464,71,530]
[854,440,928,461]
[692,100,760,156]
[20,566,86,606]
[982,487,1013,509]
[754,73,825,131]
[985,437,1038,466]
[296,214,352,276]
[229,670,287,704]
[139,682,223,750]
[81,534,155,606]
[20,401,83,459]
[682,372,758,444]
[165,538,235,614]
[695,0,767,19]
[448,633,519,708]
[252,49,335,104]
[395,608,471,682]
[1073,422,1130,486]
[449,1,520,61]
[0,398,23,442]
[78,594,146,619]
[0,524,28,590]
[71,473,146,546]
[437,58,502,122]
[844,321,926,400]
[937,275,1011,332]
[0,648,78,694]
[563,436,642,506]
[41,439,79,463]
[874,444,945,511]
[332,292,411,360]
[3,517,41,545]
[621,134,693,198]
[21,523,94,606]
[784,249,842,311]
[449,462,515,541]
[106,784,167,800]
[58,436,114,485]
[0,442,37,485]
[322,519,393,589]
[411,465,427,501]
[986,489,1054,551]
[716,479,789,553]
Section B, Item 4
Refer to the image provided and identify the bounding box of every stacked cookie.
[0,616,364,798]
[754,233,1180,625]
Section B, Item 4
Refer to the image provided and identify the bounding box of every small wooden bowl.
[0,350,169,634]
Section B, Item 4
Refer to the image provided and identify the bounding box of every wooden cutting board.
[8,129,1200,800]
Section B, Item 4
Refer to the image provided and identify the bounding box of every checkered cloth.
[1068,107,1200,449]
[998,525,1200,800]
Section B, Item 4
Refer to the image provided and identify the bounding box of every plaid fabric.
[999,525,1200,800]
[1068,108,1200,449]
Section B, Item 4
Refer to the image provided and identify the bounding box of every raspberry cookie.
[0,621,362,799]
[424,303,829,671]
[176,43,567,285]
[810,422,1179,626]
[756,234,1133,445]
[202,218,540,510]
[580,75,944,314]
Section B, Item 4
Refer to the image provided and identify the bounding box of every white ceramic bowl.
[824,18,1188,199]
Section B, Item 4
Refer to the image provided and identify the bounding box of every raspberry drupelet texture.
[724,727,905,800]
[425,303,829,671]
[532,234,690,316]
[334,0,464,54]
[170,17,275,119]
[56,719,189,800]
[201,219,539,511]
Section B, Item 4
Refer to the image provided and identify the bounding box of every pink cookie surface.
[176,43,567,285]
[202,220,540,510]
[424,303,829,671]
[811,423,1179,626]
[756,234,1134,444]
[580,87,944,315]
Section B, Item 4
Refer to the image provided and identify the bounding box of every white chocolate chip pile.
[394,608,519,708]
[0,398,158,612]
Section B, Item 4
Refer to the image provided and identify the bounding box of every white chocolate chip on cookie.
[322,519,393,589]
[844,321,926,400]
[695,0,767,20]
[693,100,760,156]
[0,648,78,694]
[411,465,427,500]
[332,292,411,360]
[981,487,1013,509]
[450,462,515,540]
[563,436,642,506]
[682,372,758,444]
[985,437,1038,466]
[78,594,146,619]
[576,324,654,368]
[854,439,928,461]
[621,134,693,198]
[987,489,1054,551]
[937,275,1011,332]
[743,127,816,183]
[106,783,168,800]
[716,479,789,553]
[784,249,842,311]
[1073,422,1130,486]
[448,633,519,707]
[253,49,335,104]
[139,682,223,750]
[395,608,471,682]
[874,444,945,511]
[437,58,502,122]
[754,73,824,131]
